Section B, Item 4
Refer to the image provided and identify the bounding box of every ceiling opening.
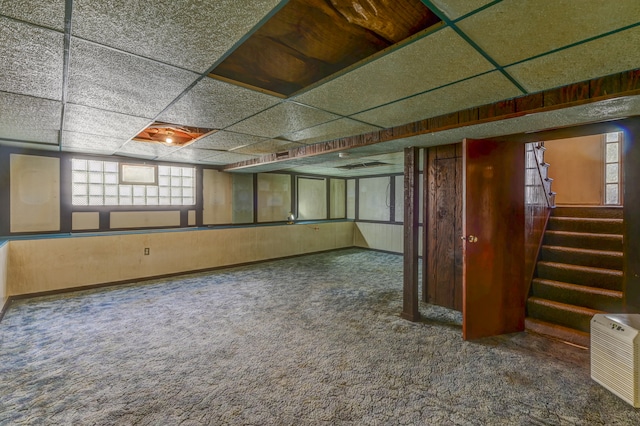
[209,0,442,97]
[133,122,217,147]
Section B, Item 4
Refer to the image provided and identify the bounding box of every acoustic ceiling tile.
[428,0,495,20]
[458,0,640,66]
[156,147,223,164]
[0,18,63,100]
[0,0,66,30]
[67,38,199,118]
[0,91,61,130]
[61,131,124,155]
[204,151,259,164]
[189,131,267,151]
[71,0,283,73]
[352,71,521,128]
[232,139,303,155]
[282,118,381,145]
[64,104,151,139]
[0,129,59,145]
[293,27,495,116]
[0,140,59,151]
[114,140,181,159]
[227,102,340,139]
[507,25,640,93]
[157,77,282,129]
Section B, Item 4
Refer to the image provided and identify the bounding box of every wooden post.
[624,120,640,313]
[402,147,420,321]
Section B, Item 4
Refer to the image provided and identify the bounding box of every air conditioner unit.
[591,313,640,408]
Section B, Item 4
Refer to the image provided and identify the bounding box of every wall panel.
[7,222,354,297]
[10,154,60,233]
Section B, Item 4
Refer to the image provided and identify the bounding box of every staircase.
[525,206,624,348]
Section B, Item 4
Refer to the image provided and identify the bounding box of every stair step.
[531,278,623,311]
[525,318,590,348]
[552,206,623,219]
[537,261,622,290]
[547,217,623,233]
[543,230,623,251]
[540,245,623,270]
[527,297,602,333]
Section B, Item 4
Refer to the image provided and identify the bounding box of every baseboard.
[0,297,10,323]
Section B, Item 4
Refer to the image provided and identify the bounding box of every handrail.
[533,142,554,208]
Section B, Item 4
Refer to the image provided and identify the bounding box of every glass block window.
[604,132,621,205]
[72,159,195,206]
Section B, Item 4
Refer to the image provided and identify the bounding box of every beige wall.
[354,222,422,256]
[0,242,8,311]
[10,154,60,233]
[7,222,354,297]
[203,170,233,225]
[544,135,604,205]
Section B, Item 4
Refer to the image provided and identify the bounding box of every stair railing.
[524,142,555,301]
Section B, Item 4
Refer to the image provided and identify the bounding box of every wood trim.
[422,147,429,303]
[224,69,640,171]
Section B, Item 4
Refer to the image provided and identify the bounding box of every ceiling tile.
[0,140,59,151]
[458,0,640,66]
[0,129,59,145]
[156,147,223,164]
[0,91,61,129]
[293,27,495,116]
[352,71,521,128]
[281,118,381,144]
[0,1,65,30]
[61,131,124,155]
[232,139,303,155]
[226,102,340,138]
[157,77,281,129]
[428,0,495,20]
[114,140,181,160]
[506,26,640,93]
[189,131,267,151]
[64,104,151,139]
[71,0,283,73]
[67,38,199,118]
[0,17,63,100]
[204,151,259,164]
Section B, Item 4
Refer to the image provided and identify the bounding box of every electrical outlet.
[144,248,150,255]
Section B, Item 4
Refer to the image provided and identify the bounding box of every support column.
[624,120,640,313]
[402,147,420,321]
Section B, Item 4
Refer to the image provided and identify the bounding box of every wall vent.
[336,161,389,170]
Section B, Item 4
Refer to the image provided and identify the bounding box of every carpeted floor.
[1,248,638,425]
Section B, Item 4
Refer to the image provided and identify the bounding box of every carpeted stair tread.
[527,296,602,333]
[543,230,623,250]
[536,261,623,290]
[525,317,590,348]
[531,278,623,311]
[540,245,623,269]
[547,217,623,233]
[552,206,623,219]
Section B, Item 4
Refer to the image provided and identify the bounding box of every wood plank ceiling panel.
[209,0,441,96]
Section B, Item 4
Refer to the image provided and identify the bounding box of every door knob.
[461,235,478,243]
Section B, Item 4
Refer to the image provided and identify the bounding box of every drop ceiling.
[1,0,639,177]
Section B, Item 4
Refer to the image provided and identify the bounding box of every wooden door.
[462,138,525,340]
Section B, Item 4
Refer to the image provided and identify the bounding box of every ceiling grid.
[0,0,638,174]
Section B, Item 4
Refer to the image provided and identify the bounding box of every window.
[604,132,622,205]
[72,159,195,206]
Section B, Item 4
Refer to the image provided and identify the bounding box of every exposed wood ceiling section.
[1,1,640,174]
[210,0,441,97]
[133,123,216,147]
